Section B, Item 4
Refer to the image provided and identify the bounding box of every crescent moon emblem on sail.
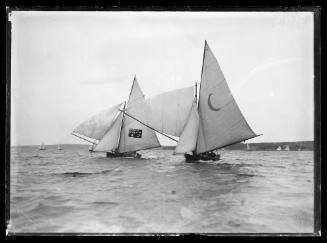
[208,93,221,111]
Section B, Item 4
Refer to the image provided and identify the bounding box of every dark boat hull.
[106,151,141,158]
[184,153,220,162]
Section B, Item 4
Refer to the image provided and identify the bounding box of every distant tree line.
[225,141,314,151]
[161,141,314,151]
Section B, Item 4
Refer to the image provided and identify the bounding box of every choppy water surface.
[9,145,314,233]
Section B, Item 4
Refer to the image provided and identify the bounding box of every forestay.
[196,41,257,154]
[174,98,199,154]
[73,103,122,141]
[118,77,161,153]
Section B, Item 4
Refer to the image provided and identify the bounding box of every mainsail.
[118,77,161,153]
[73,102,123,141]
[196,41,257,154]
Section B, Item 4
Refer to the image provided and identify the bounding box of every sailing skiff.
[174,41,260,161]
[73,41,260,162]
[72,76,195,158]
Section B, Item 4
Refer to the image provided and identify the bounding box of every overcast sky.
[10,11,314,146]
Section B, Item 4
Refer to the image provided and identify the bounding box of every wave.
[54,169,114,178]
[62,172,93,177]
[92,201,119,206]
[26,202,75,216]
[271,165,286,169]
[28,155,46,159]
[236,173,264,178]
[236,173,256,178]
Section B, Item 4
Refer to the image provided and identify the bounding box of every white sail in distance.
[118,77,161,153]
[174,98,199,154]
[196,41,257,154]
[73,102,123,141]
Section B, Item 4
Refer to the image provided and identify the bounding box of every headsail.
[73,102,123,141]
[196,41,257,154]
[174,98,199,154]
[93,111,124,152]
[118,77,161,153]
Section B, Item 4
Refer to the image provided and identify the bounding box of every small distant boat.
[57,144,62,150]
[89,144,95,152]
[39,142,46,150]
[284,145,290,151]
[276,146,282,151]
[246,143,251,151]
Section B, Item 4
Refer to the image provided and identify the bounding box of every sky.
[9,11,314,146]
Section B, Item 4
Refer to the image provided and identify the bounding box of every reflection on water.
[9,145,314,233]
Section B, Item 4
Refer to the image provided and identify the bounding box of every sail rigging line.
[71,132,97,145]
[119,109,178,142]
[205,134,263,153]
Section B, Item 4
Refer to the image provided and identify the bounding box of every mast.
[197,40,206,113]
[195,82,197,103]
[117,101,126,151]
[118,76,137,152]
[195,40,207,155]
[192,82,198,155]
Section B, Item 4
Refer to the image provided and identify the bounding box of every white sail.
[73,103,122,141]
[39,142,45,150]
[127,76,145,104]
[174,98,199,154]
[93,111,124,152]
[196,41,257,154]
[118,77,161,153]
[128,86,195,137]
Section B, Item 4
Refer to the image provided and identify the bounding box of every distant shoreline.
[11,141,314,151]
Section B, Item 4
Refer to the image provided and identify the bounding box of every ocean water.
[8,145,314,234]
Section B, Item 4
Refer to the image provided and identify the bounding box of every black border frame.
[5,6,321,236]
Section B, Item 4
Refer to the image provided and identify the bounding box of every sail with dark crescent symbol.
[196,41,257,154]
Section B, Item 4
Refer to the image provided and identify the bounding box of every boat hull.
[106,151,141,159]
[184,153,220,162]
